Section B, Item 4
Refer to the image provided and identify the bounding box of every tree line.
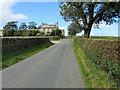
[3,21,38,31]
[3,21,41,36]
[3,21,63,37]
[59,1,120,38]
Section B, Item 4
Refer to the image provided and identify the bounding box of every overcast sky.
[0,0,119,36]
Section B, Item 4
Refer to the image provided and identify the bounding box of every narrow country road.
[2,39,85,88]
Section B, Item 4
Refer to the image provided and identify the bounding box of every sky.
[0,0,119,36]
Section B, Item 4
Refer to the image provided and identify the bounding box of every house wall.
[61,30,65,36]
[39,25,58,35]
[0,30,4,37]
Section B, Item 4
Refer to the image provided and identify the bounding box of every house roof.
[39,24,58,29]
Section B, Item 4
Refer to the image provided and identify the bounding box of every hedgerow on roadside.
[73,36,120,87]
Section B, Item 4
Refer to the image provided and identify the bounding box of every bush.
[14,30,22,36]
[7,30,15,36]
[3,30,39,37]
[49,29,62,37]
[26,31,32,36]
[37,31,45,36]
[73,36,120,87]
[31,30,39,36]
[3,31,7,36]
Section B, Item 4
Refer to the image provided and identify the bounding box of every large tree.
[3,21,18,31]
[19,22,27,30]
[28,22,37,29]
[60,1,120,38]
[68,22,82,36]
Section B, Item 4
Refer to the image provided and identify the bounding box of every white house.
[0,29,4,37]
[39,23,58,35]
[61,30,65,36]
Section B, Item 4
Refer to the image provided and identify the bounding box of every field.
[90,36,120,40]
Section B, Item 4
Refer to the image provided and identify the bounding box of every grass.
[78,36,120,40]
[90,37,119,40]
[1,42,54,70]
[72,39,117,88]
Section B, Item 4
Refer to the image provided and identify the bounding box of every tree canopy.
[3,21,18,31]
[19,22,27,30]
[68,22,82,36]
[60,1,120,38]
[28,22,37,29]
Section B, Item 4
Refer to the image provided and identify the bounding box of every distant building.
[38,23,58,35]
[61,30,65,36]
[0,29,4,36]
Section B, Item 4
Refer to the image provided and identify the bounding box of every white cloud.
[60,26,67,30]
[99,23,111,28]
[0,0,28,27]
[91,23,118,36]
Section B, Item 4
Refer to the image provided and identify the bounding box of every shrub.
[38,31,45,36]
[26,31,32,36]
[3,30,39,37]
[3,31,7,36]
[21,30,27,36]
[7,30,15,36]
[31,30,38,36]
[14,30,22,36]
[49,29,62,36]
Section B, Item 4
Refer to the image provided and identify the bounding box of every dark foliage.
[60,2,120,38]
[73,36,120,87]
[49,29,62,36]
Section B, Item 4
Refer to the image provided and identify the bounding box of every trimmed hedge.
[2,37,49,54]
[73,36,120,87]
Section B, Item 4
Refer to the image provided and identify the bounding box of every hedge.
[2,37,49,54]
[73,36,120,87]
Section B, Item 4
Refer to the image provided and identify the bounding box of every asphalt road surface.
[2,39,85,88]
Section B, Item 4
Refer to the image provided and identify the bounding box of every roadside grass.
[72,39,117,88]
[2,42,54,70]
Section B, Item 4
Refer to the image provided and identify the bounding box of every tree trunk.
[84,25,92,38]
[84,30,90,38]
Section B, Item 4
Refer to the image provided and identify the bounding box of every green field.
[2,42,54,70]
[90,36,120,40]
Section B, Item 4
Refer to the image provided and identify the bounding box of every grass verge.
[2,42,54,70]
[72,39,117,88]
